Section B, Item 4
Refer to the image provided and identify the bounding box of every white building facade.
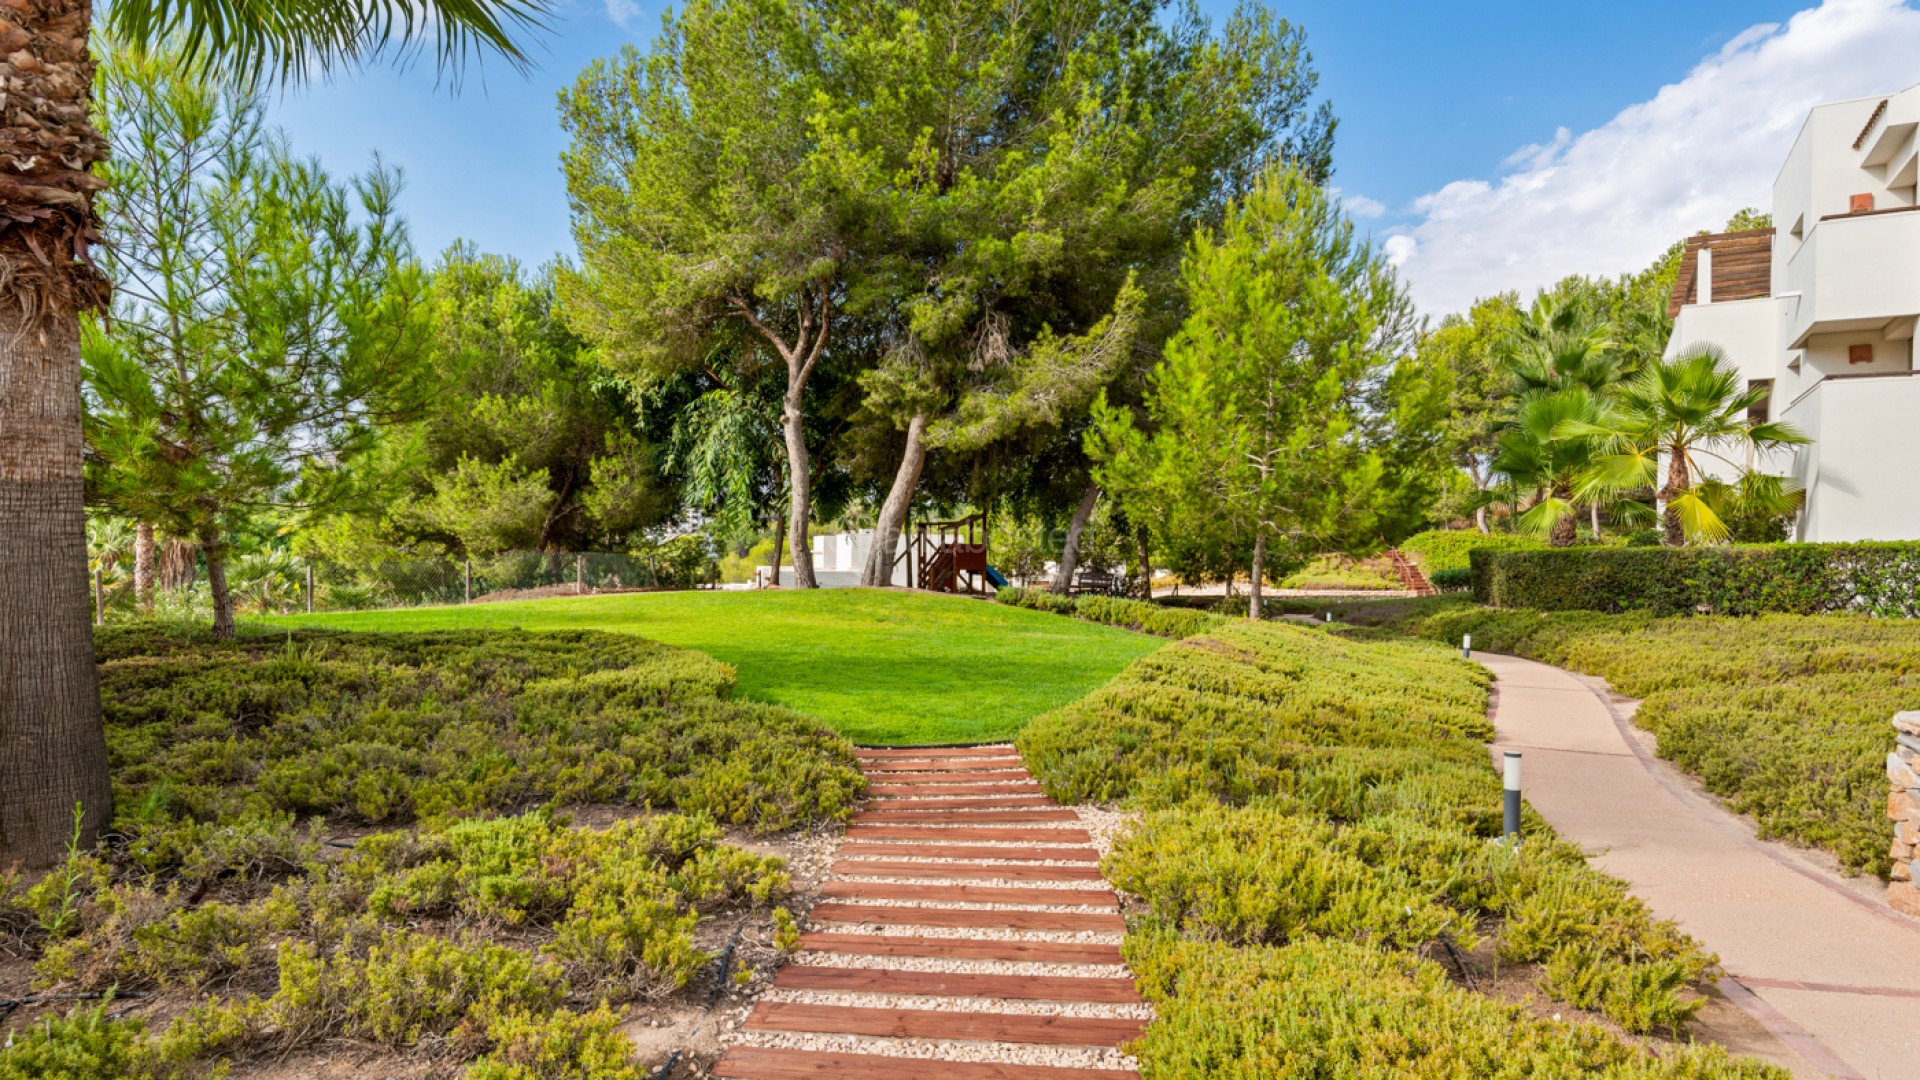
[1665,82,1920,541]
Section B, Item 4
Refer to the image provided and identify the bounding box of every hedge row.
[1398,529,1547,574]
[1471,542,1920,616]
[1017,619,1783,1075]
[996,586,1225,639]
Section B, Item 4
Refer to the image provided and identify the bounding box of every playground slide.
[984,565,1009,589]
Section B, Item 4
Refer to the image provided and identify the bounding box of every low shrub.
[1123,934,1784,1079]
[1399,529,1548,574]
[1395,602,1917,874]
[1471,542,1920,617]
[1019,618,1729,1048]
[997,586,1224,638]
[1429,566,1473,592]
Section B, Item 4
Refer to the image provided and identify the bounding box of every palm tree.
[1502,292,1621,396]
[0,1,551,867]
[1564,346,1808,546]
[1489,388,1615,547]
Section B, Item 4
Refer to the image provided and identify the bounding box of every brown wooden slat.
[864,768,1036,776]
[853,809,1079,824]
[864,796,1058,810]
[807,903,1124,931]
[856,747,1015,759]
[863,758,1024,773]
[798,932,1124,964]
[833,859,1106,881]
[714,1046,1138,1079]
[837,842,1099,862]
[775,965,1143,1003]
[848,825,1091,843]
[869,783,1043,796]
[744,1002,1146,1047]
[822,881,1116,907]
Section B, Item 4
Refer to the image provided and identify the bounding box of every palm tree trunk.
[1662,451,1689,547]
[1051,482,1099,596]
[134,522,155,612]
[1589,502,1601,540]
[0,304,114,867]
[0,0,115,867]
[862,413,927,587]
[781,389,816,588]
[1549,487,1579,548]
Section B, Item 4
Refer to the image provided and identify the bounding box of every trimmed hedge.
[1398,529,1547,574]
[996,586,1225,639]
[1472,542,1920,617]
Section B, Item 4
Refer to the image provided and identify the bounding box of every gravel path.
[713,745,1150,1079]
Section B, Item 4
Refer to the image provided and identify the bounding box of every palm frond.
[106,0,555,86]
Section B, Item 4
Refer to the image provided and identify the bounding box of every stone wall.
[1890,711,1920,916]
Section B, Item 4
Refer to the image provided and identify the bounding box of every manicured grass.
[262,588,1163,745]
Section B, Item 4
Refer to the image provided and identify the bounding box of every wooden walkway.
[714,746,1147,1079]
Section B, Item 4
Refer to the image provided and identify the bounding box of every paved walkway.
[714,745,1148,1079]
[1482,653,1920,1080]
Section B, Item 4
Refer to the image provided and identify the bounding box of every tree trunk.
[1474,505,1489,534]
[768,512,785,587]
[1137,527,1152,599]
[204,537,235,640]
[1248,533,1265,620]
[1589,502,1601,540]
[781,390,817,588]
[159,538,197,591]
[1051,483,1100,596]
[862,414,928,587]
[134,522,155,612]
[1549,504,1579,548]
[1471,461,1490,534]
[0,304,115,867]
[1662,450,1689,547]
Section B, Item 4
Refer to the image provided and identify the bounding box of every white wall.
[1784,374,1920,541]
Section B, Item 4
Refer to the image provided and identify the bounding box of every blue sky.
[266,0,1920,315]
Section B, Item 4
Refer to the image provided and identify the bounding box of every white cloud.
[604,0,644,28]
[1393,0,1920,317]
[1332,188,1387,218]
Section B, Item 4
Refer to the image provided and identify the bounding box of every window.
[1748,379,1773,425]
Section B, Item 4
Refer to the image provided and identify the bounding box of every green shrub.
[1429,566,1472,592]
[464,1006,643,1080]
[1471,542,1920,616]
[1399,529,1547,574]
[1122,933,1785,1079]
[997,586,1226,638]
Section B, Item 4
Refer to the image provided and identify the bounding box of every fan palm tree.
[1,1,552,867]
[1489,388,1615,547]
[1563,346,1808,546]
[1501,292,1621,396]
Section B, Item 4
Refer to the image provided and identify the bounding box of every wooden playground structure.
[903,513,996,596]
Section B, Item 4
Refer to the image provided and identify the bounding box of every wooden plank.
[832,859,1106,881]
[837,842,1099,862]
[869,783,1043,796]
[744,1002,1146,1047]
[775,965,1143,1003]
[822,881,1117,907]
[864,771,1036,784]
[798,932,1124,964]
[856,747,1015,759]
[864,796,1057,810]
[847,825,1092,843]
[714,1046,1138,1080]
[853,809,1079,824]
[863,758,1024,773]
[807,903,1124,932]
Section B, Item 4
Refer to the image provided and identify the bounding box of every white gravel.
[804,924,1124,944]
[832,875,1110,892]
[1073,805,1142,863]
[792,952,1132,978]
[730,1030,1142,1071]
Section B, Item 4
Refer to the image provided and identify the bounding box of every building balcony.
[1782,208,1920,349]
[1779,370,1920,542]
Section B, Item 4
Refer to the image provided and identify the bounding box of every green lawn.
[261,588,1162,745]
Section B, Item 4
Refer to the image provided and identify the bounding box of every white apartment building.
[1665,81,1920,542]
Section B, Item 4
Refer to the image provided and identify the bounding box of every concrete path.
[1482,653,1920,1079]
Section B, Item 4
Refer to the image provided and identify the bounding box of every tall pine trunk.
[134,522,155,612]
[768,512,785,587]
[782,390,817,588]
[0,0,115,867]
[1051,483,1100,595]
[1248,533,1265,620]
[203,535,235,640]
[862,414,927,587]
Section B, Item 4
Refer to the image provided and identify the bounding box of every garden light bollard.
[1324,611,1332,623]
[1462,633,1472,660]
[1503,751,1522,842]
